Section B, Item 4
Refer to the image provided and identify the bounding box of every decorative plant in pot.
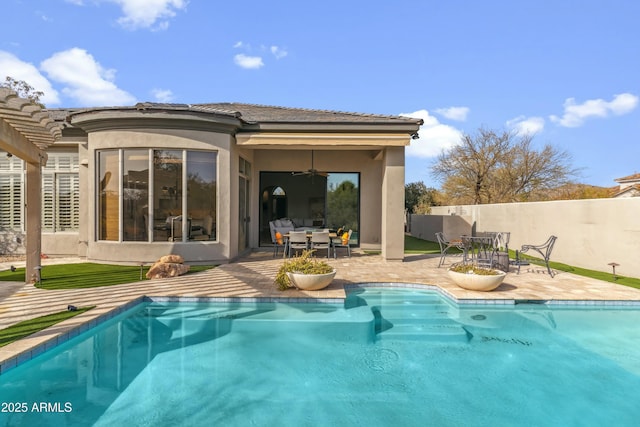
[275,250,336,291]
[447,263,506,291]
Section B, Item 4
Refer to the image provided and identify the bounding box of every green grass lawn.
[0,263,215,290]
[515,253,640,290]
[0,306,94,348]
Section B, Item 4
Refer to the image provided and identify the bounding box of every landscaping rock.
[146,255,190,279]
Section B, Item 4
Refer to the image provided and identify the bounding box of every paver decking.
[1,250,640,372]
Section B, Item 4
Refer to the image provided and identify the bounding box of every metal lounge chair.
[516,235,558,277]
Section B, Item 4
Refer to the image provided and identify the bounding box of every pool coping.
[2,282,640,375]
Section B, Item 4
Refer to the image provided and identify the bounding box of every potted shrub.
[275,250,336,291]
[447,263,506,291]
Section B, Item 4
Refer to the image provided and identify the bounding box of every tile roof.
[51,102,422,127]
[612,183,640,197]
[615,172,640,183]
[194,102,422,125]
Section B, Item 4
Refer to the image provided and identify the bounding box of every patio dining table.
[460,232,511,271]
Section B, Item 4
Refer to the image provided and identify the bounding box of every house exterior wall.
[1,103,421,265]
[417,198,640,278]
[381,146,405,260]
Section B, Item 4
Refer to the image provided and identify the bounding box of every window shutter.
[0,173,23,231]
[56,173,80,231]
[42,173,54,232]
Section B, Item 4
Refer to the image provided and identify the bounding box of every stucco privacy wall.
[409,214,472,242]
[420,198,640,278]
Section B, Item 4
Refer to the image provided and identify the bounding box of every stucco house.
[1,100,422,265]
[612,173,640,198]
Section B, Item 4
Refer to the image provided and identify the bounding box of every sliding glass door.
[259,172,359,245]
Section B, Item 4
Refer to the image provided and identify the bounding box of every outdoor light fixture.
[608,262,620,280]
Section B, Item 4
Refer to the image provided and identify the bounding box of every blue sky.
[2,0,638,188]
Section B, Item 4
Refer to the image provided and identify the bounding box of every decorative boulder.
[159,254,184,264]
[146,254,190,279]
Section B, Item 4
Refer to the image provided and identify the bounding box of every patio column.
[381,146,405,261]
[25,161,42,284]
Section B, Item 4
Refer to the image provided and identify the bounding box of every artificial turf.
[0,306,94,347]
[0,263,215,290]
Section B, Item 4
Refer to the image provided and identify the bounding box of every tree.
[326,180,358,231]
[0,77,44,107]
[405,181,441,214]
[432,127,578,204]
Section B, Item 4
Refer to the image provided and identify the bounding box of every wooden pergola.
[0,87,62,283]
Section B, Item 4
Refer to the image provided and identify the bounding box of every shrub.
[449,264,501,276]
[274,250,334,291]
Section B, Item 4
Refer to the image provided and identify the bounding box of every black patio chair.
[435,232,464,267]
[516,235,558,277]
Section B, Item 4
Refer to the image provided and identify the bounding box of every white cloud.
[67,0,188,30]
[114,0,188,30]
[234,54,264,70]
[270,45,288,59]
[0,50,61,105]
[401,109,463,158]
[233,41,245,49]
[550,93,639,127]
[434,106,469,121]
[506,115,545,135]
[40,48,135,106]
[151,88,174,102]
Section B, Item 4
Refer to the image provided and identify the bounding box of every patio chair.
[287,231,308,258]
[310,231,331,258]
[436,232,465,267]
[333,229,353,258]
[516,235,558,277]
[488,231,510,272]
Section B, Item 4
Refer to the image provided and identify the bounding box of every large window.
[98,151,120,240]
[0,152,79,233]
[98,149,217,242]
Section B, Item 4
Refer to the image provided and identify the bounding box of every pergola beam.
[0,87,61,283]
[0,119,47,164]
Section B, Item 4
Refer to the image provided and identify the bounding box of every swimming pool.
[1,286,640,426]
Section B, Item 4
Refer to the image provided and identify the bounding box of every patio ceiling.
[0,87,61,164]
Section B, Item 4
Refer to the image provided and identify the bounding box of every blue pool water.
[1,287,640,426]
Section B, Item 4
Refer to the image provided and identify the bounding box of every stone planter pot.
[287,270,336,291]
[448,269,506,291]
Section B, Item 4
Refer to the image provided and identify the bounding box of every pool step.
[353,290,471,343]
[375,323,471,343]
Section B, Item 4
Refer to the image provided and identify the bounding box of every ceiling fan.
[291,150,328,177]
